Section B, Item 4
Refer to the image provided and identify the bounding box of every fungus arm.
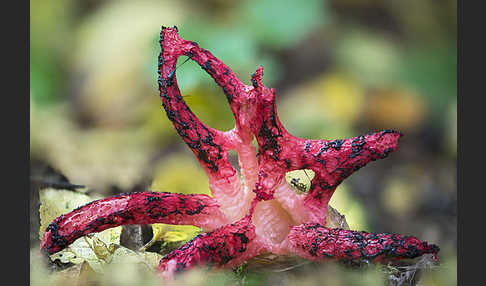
[158,27,239,179]
[287,223,439,262]
[158,216,265,279]
[40,192,227,255]
[270,130,401,224]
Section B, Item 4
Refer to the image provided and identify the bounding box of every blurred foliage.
[30,0,74,106]
[236,0,329,49]
[328,184,369,231]
[30,0,457,285]
[30,100,159,191]
[150,153,211,196]
[279,72,363,140]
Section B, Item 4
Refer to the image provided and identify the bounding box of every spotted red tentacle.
[301,130,402,194]
[158,216,265,279]
[288,223,439,263]
[299,130,402,223]
[271,131,401,225]
[40,192,227,255]
[158,27,237,179]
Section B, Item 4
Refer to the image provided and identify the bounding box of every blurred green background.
[30,0,456,285]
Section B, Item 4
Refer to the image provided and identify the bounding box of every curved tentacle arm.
[158,216,266,279]
[158,27,237,180]
[271,130,401,225]
[301,130,402,195]
[40,192,228,255]
[298,130,402,224]
[159,27,256,215]
[288,223,439,263]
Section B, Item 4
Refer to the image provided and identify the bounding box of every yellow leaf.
[285,169,315,194]
[141,224,201,253]
[91,236,113,263]
[39,188,92,239]
[154,224,200,243]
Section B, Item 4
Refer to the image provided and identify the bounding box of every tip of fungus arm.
[251,65,264,90]
[299,130,402,174]
[160,26,247,108]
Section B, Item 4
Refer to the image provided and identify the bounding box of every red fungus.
[40,26,439,279]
